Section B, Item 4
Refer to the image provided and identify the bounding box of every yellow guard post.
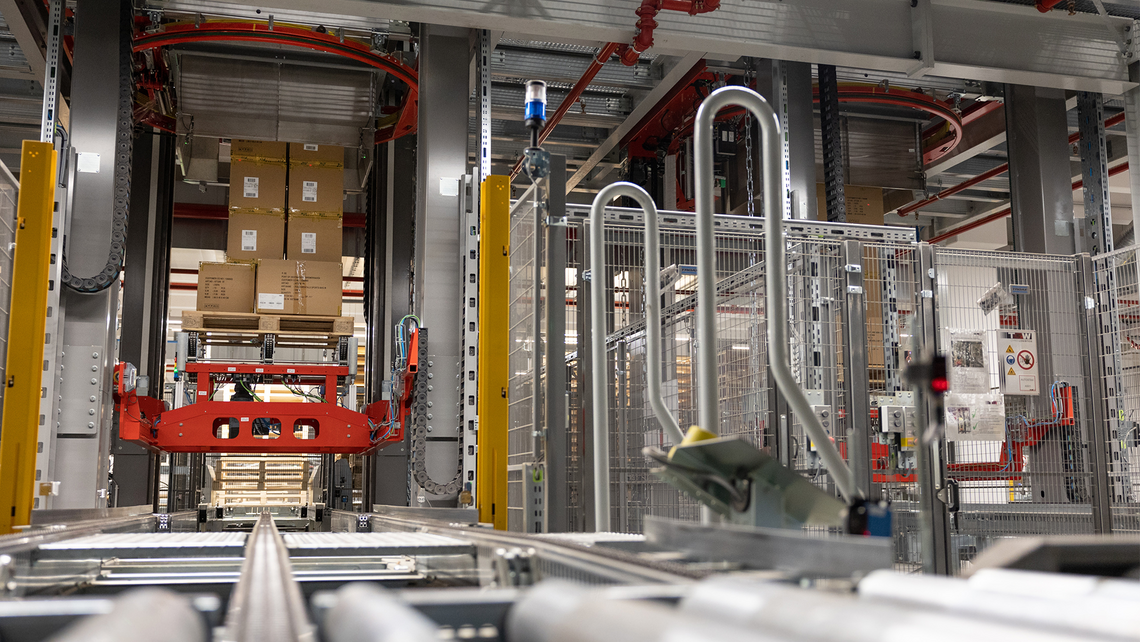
[0,141,57,533]
[476,175,509,529]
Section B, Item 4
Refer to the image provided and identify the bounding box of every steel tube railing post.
[589,182,684,532]
[694,86,860,503]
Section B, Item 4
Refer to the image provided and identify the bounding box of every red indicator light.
[931,378,949,394]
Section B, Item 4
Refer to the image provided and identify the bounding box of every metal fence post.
[841,240,874,499]
[1076,253,1114,534]
[917,243,953,573]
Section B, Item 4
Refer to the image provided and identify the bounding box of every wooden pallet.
[182,311,354,336]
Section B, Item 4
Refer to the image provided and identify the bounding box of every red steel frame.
[114,362,402,455]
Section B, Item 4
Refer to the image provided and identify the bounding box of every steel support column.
[412,25,471,504]
[369,136,414,508]
[757,60,817,219]
[1077,254,1115,534]
[841,240,873,500]
[1126,47,1140,246]
[115,129,174,508]
[1077,92,1113,255]
[916,243,952,574]
[54,0,131,508]
[818,64,846,223]
[542,155,568,532]
[1005,84,1076,255]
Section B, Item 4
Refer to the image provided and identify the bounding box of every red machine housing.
[114,361,402,455]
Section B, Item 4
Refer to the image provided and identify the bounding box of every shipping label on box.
[197,262,256,313]
[227,209,285,261]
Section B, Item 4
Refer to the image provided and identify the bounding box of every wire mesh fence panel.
[507,198,538,478]
[1090,247,1140,534]
[932,248,1095,573]
[861,243,923,569]
[784,238,849,502]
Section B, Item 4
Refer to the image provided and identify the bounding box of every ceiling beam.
[566,51,704,192]
[0,0,44,81]
[217,0,1135,94]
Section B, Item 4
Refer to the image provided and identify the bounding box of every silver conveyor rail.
[590,182,686,532]
[693,86,860,504]
[222,513,315,642]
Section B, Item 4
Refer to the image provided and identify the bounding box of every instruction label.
[302,180,318,202]
[243,176,259,198]
[258,293,285,310]
[304,143,319,151]
[241,229,257,251]
[301,232,316,254]
[945,393,1005,441]
[1000,330,1038,396]
[949,329,988,394]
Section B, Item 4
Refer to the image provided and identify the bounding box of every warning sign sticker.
[1000,330,1038,396]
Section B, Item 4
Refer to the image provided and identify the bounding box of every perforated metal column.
[54,0,132,508]
[817,64,846,223]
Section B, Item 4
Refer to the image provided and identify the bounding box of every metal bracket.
[492,547,538,586]
[847,285,864,295]
[907,0,935,78]
[522,148,550,181]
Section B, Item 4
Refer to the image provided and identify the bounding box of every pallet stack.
[196,140,346,319]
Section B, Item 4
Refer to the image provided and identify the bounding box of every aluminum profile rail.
[222,513,315,642]
[693,85,860,504]
[590,182,685,532]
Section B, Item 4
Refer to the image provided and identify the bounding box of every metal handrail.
[590,182,685,532]
[693,86,861,504]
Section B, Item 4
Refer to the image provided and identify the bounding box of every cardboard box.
[289,142,343,166]
[255,259,342,316]
[229,157,287,211]
[815,184,885,226]
[288,164,344,215]
[227,209,286,261]
[231,139,287,161]
[287,213,343,262]
[197,261,256,313]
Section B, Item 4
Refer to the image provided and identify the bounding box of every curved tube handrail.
[590,182,685,532]
[694,86,861,504]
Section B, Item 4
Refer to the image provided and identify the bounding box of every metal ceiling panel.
[176,53,374,146]
[142,0,405,32]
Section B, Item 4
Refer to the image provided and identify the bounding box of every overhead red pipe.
[902,111,1126,217]
[616,0,721,66]
[899,164,1009,216]
[510,42,621,180]
[929,161,1129,244]
[1036,0,1065,12]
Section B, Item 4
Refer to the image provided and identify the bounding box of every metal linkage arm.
[694,86,861,504]
[223,513,315,642]
[590,182,685,532]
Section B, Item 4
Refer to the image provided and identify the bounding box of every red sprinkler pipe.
[616,0,720,66]
[1036,0,1065,12]
[510,42,621,179]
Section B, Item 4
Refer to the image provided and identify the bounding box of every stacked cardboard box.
[286,143,344,262]
[228,140,287,261]
[254,259,343,316]
[196,141,343,317]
